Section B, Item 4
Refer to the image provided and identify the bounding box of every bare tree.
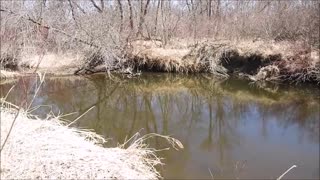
[100,0,104,11]
[154,0,161,35]
[127,0,134,31]
[1,0,319,70]
[137,0,151,37]
[207,0,212,18]
[116,0,124,32]
[216,0,220,18]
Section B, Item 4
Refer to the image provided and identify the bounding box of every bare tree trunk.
[100,0,104,11]
[199,0,204,15]
[154,0,161,35]
[160,0,167,45]
[207,0,212,37]
[208,0,212,17]
[214,0,221,38]
[127,0,134,31]
[186,0,191,13]
[137,0,151,37]
[190,0,197,42]
[37,0,46,23]
[43,0,47,7]
[137,0,144,37]
[68,0,76,22]
[116,0,123,32]
[216,0,220,18]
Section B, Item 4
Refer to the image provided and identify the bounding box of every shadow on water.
[1,73,319,179]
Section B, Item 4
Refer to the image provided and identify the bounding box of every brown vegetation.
[0,1,319,83]
[1,100,183,179]
[1,106,158,179]
[129,40,319,83]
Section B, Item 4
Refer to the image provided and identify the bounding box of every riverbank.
[127,39,319,83]
[0,102,176,179]
[1,39,319,84]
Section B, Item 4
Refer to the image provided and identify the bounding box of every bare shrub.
[0,0,318,74]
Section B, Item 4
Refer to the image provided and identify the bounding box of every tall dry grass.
[1,104,160,179]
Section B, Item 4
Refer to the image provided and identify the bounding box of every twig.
[277,165,297,180]
[67,106,95,127]
[1,85,15,107]
[1,72,46,151]
[27,72,45,111]
[208,168,214,179]
[0,107,21,152]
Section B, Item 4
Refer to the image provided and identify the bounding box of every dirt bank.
[0,102,182,179]
[128,39,320,83]
[1,40,319,84]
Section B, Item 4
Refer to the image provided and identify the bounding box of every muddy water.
[1,73,319,179]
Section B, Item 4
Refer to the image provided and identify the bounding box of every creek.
[1,73,319,179]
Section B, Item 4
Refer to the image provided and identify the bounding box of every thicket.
[0,0,319,72]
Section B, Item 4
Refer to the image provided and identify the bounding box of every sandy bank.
[0,104,164,179]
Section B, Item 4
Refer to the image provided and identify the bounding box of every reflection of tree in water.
[196,78,241,168]
[1,74,319,178]
[1,75,318,144]
[1,77,42,109]
[157,94,171,135]
[256,99,320,143]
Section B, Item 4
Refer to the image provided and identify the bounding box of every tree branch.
[90,0,103,13]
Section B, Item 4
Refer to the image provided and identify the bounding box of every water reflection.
[1,73,319,179]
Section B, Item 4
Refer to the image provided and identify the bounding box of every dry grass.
[19,52,85,75]
[128,39,319,83]
[128,40,269,74]
[19,53,83,69]
[0,101,183,179]
[129,47,190,72]
[1,37,318,84]
[0,70,22,80]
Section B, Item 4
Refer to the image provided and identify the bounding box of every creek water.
[1,73,319,179]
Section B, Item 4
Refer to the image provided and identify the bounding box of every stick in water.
[208,168,214,179]
[277,165,297,180]
[67,106,95,127]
